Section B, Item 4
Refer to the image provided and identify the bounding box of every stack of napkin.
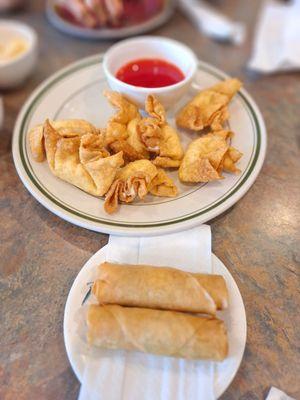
[248,0,300,73]
[266,387,296,400]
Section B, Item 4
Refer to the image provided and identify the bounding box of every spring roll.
[92,262,228,315]
[87,304,228,361]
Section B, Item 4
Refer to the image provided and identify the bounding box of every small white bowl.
[103,36,197,108]
[0,20,38,89]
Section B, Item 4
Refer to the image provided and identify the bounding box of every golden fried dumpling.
[109,140,145,163]
[103,91,144,162]
[152,124,184,168]
[139,96,184,168]
[105,120,146,163]
[179,135,228,182]
[104,160,158,214]
[117,159,157,182]
[145,95,166,124]
[213,130,243,174]
[137,117,161,153]
[104,122,128,146]
[149,169,178,197]
[179,134,228,183]
[43,120,124,196]
[103,93,183,169]
[176,78,242,131]
[127,117,150,159]
[220,147,243,174]
[212,130,233,140]
[104,90,140,125]
[179,131,242,183]
[29,119,99,162]
[79,133,109,163]
[210,79,242,100]
[152,157,182,168]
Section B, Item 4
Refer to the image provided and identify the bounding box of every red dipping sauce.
[116,59,185,88]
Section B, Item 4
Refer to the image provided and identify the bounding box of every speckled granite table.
[1,1,299,399]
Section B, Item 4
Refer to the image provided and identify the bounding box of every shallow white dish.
[63,245,247,399]
[46,0,174,40]
[12,54,267,236]
[0,20,38,88]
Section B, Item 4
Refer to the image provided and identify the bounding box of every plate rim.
[63,244,247,399]
[12,53,267,236]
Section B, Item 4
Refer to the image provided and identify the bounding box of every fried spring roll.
[92,262,228,315]
[87,305,228,361]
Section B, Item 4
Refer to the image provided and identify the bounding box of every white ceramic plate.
[46,0,174,40]
[12,54,266,236]
[63,245,247,399]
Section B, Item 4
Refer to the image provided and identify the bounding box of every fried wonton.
[104,121,128,146]
[103,91,145,162]
[145,94,166,124]
[145,95,184,167]
[152,157,182,168]
[109,140,145,163]
[213,130,243,174]
[149,169,178,197]
[176,78,242,132]
[126,95,183,168]
[179,130,242,182]
[137,118,161,153]
[29,119,99,162]
[152,124,184,168]
[104,159,157,214]
[103,93,183,168]
[127,117,151,160]
[43,120,124,196]
[104,90,140,125]
[219,146,243,174]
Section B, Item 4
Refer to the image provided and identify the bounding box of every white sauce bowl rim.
[103,36,198,93]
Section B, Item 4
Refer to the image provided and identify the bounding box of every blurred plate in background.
[46,0,175,40]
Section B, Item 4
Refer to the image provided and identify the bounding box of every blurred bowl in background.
[0,20,38,89]
[103,36,198,108]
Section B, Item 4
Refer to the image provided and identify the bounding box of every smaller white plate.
[64,245,247,399]
[46,0,174,40]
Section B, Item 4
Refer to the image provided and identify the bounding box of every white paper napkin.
[178,0,245,45]
[79,225,216,400]
[266,387,296,400]
[248,0,300,73]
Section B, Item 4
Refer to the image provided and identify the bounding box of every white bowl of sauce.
[0,20,38,89]
[103,36,197,108]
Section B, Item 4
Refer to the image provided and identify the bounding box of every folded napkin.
[79,225,216,400]
[266,387,296,400]
[178,0,245,45]
[248,0,300,73]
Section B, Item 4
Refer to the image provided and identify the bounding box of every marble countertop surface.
[0,1,299,399]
